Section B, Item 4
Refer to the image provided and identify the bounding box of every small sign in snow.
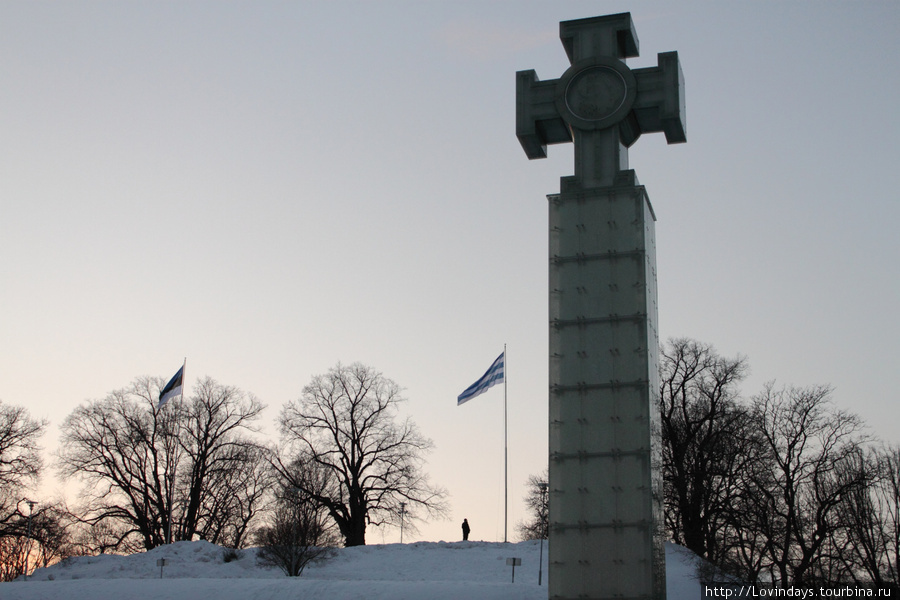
[506,557,522,582]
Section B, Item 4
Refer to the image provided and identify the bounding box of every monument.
[516,13,685,600]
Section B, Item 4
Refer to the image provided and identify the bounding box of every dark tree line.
[1,363,447,578]
[517,337,897,588]
[659,337,896,588]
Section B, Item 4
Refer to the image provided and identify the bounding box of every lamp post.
[399,502,407,544]
[292,486,302,577]
[22,499,36,582]
[537,482,548,586]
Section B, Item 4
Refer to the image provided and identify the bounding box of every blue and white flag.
[158,365,184,409]
[457,351,505,405]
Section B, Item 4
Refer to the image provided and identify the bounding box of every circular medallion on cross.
[555,56,637,132]
[565,66,628,122]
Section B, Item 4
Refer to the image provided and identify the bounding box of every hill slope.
[1,539,704,600]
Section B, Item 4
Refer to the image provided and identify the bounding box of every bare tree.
[27,503,74,571]
[69,519,142,556]
[185,440,271,548]
[659,338,754,564]
[254,461,338,576]
[0,501,72,581]
[716,447,779,585]
[277,363,447,546]
[748,383,871,586]
[0,533,28,581]
[516,470,549,541]
[0,400,48,543]
[869,447,900,586]
[832,445,900,587]
[0,400,47,491]
[57,375,267,550]
[175,377,267,547]
[57,377,174,549]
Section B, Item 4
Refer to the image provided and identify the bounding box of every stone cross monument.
[516,13,685,600]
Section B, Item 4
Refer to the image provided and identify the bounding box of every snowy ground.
[1,540,704,600]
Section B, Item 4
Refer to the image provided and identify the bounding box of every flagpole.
[503,343,508,543]
[455,350,507,541]
[166,357,185,545]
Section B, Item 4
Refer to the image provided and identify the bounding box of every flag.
[458,351,505,405]
[158,365,184,409]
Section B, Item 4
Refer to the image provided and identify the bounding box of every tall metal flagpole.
[166,357,186,545]
[457,348,508,542]
[503,343,508,543]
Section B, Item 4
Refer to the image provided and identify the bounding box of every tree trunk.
[344,513,367,546]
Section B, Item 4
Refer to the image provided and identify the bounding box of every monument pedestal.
[548,171,664,600]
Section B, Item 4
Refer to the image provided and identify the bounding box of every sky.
[1,1,899,545]
[3,539,701,599]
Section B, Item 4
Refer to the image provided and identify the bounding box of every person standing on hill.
[462,518,470,541]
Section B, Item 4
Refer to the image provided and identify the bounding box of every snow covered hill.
[1,539,704,600]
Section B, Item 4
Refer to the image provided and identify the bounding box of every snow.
[1,540,704,600]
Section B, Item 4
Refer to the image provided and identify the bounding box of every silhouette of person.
[462,518,470,541]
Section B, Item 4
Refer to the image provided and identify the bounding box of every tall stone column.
[516,13,686,600]
[548,170,664,600]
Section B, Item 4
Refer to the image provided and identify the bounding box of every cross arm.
[621,51,686,147]
[560,12,639,63]
[516,70,572,160]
